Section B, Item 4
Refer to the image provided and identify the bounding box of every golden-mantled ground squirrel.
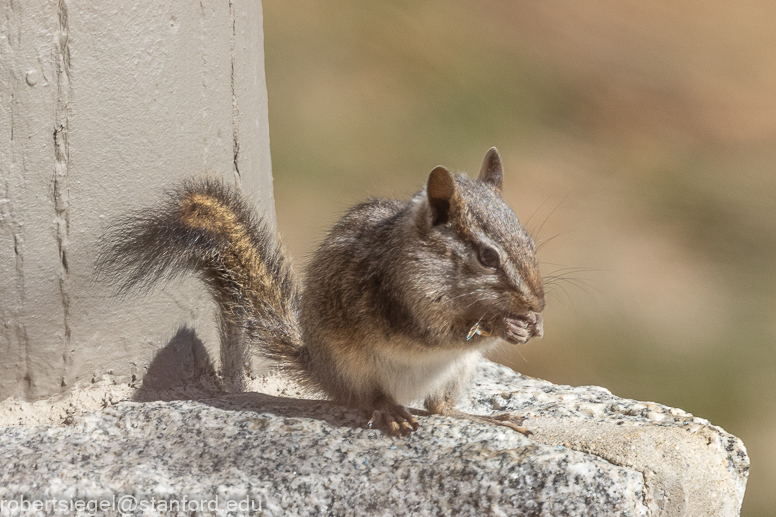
[97,148,544,436]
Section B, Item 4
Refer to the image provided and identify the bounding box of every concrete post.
[0,0,274,401]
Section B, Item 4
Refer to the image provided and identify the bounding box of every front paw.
[504,312,543,344]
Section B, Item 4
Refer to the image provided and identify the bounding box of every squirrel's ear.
[426,166,456,226]
[478,147,503,193]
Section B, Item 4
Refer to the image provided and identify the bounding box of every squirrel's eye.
[478,246,500,269]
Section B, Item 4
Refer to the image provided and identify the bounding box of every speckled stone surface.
[463,361,749,516]
[0,360,747,516]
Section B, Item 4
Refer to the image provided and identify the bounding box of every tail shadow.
[132,326,367,431]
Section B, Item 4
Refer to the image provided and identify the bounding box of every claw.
[367,401,419,436]
[368,411,380,429]
[504,311,543,344]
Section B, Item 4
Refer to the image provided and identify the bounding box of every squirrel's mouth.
[467,312,543,345]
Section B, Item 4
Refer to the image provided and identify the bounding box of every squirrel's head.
[414,147,545,345]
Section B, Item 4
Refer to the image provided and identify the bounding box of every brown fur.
[96,179,304,391]
[97,148,545,435]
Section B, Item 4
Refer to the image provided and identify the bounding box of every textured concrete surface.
[0,0,274,401]
[0,360,748,516]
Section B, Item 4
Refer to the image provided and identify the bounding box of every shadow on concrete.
[132,326,373,432]
[134,326,220,402]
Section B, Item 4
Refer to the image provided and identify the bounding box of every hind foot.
[367,400,420,437]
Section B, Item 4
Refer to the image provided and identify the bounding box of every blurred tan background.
[263,2,775,514]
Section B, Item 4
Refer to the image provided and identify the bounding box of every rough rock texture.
[0,360,747,516]
[463,362,749,516]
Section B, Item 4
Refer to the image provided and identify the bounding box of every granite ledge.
[0,360,748,516]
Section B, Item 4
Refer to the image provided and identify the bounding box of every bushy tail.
[96,179,309,387]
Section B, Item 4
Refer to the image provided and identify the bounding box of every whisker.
[543,265,602,275]
[524,193,554,228]
[544,275,601,297]
[540,262,606,272]
[535,230,578,252]
[513,346,529,364]
[561,278,602,298]
[554,282,574,306]
[440,289,483,306]
[535,191,570,238]
[547,290,562,304]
